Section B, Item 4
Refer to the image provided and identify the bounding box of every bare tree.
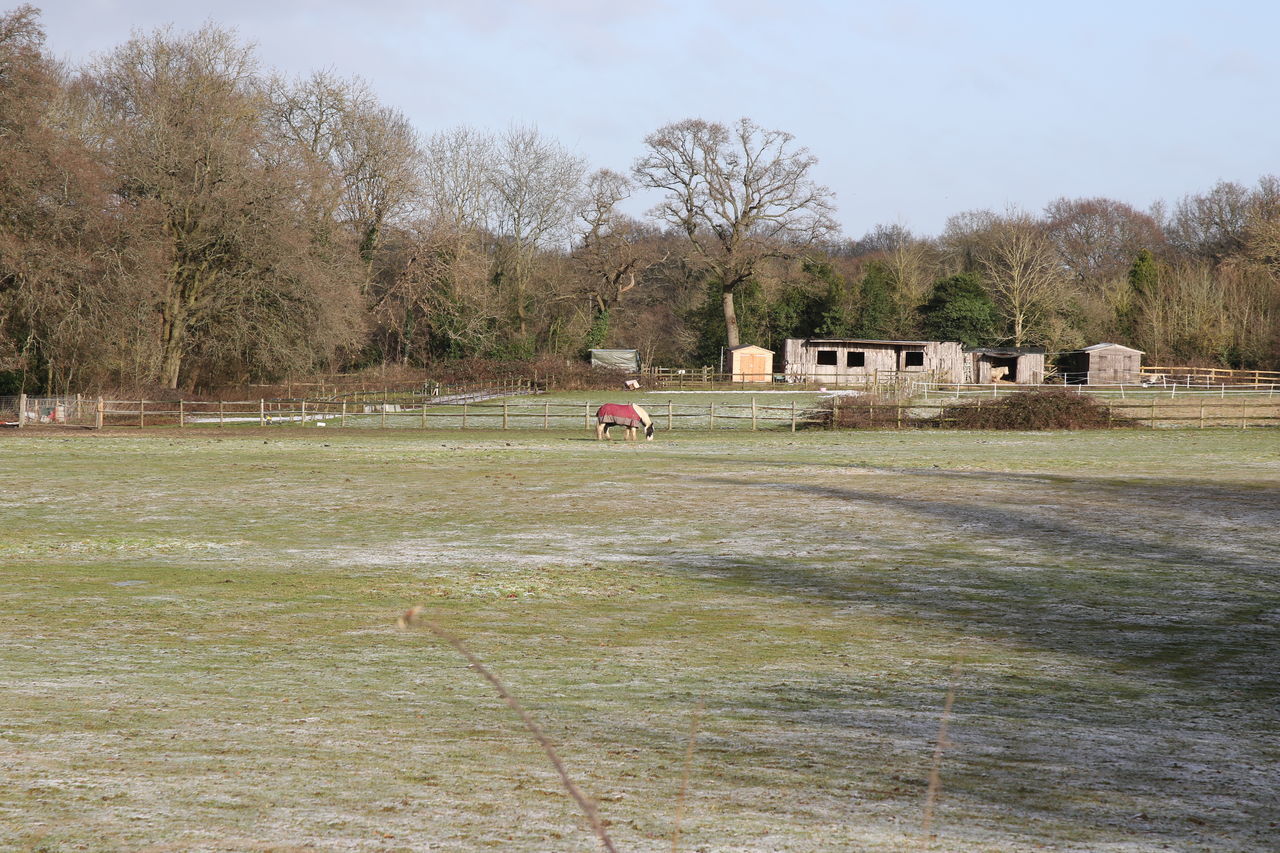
[487,125,587,338]
[633,117,838,347]
[1044,197,1166,284]
[420,126,497,234]
[79,24,362,388]
[269,71,422,263]
[1167,180,1252,262]
[0,5,152,392]
[571,169,666,348]
[855,224,938,338]
[947,209,1065,347]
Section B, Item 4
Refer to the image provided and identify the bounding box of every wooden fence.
[17,390,1277,431]
[1139,365,1280,386]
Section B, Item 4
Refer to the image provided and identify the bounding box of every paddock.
[1,429,1276,851]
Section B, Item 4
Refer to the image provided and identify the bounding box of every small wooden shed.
[783,338,965,383]
[1058,343,1144,384]
[963,347,1046,384]
[725,345,774,382]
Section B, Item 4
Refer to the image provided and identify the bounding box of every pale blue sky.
[36,0,1280,238]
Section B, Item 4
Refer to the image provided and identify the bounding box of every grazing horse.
[595,403,654,441]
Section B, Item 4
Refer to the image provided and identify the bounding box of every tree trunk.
[158,297,187,390]
[722,288,740,349]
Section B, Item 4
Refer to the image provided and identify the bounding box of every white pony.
[595,403,654,441]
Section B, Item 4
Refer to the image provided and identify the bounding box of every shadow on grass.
[613,469,1280,848]
[692,472,1278,684]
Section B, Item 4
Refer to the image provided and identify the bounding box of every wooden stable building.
[1057,343,1144,384]
[783,338,966,383]
[724,344,774,382]
[963,347,1046,384]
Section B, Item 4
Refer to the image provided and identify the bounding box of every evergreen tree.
[1119,249,1159,341]
[919,273,999,346]
[853,261,896,338]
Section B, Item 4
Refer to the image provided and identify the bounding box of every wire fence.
[5,387,1278,431]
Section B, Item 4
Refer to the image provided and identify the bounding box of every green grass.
[2,428,1278,851]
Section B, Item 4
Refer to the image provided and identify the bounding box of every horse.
[595,403,654,441]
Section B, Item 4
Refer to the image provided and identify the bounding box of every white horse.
[595,403,654,441]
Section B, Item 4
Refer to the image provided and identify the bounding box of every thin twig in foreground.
[398,606,619,853]
[671,699,704,853]
[922,663,961,838]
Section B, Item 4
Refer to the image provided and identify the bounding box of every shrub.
[935,389,1131,430]
[811,394,914,429]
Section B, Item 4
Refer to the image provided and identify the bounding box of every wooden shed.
[1057,343,1144,384]
[725,344,774,382]
[782,338,965,383]
[963,346,1046,384]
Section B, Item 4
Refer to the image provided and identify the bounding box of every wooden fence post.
[179,399,184,428]
[421,401,427,429]
[139,400,145,429]
[341,400,347,428]
[751,397,757,431]
[462,401,468,429]
[17,393,25,428]
[667,401,673,431]
[1199,403,1205,429]
[502,400,508,430]
[544,401,549,430]
[1150,399,1156,429]
[259,399,265,427]
[95,396,104,430]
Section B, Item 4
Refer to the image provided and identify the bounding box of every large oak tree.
[633,117,837,348]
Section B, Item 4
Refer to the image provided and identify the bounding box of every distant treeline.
[2,6,1278,394]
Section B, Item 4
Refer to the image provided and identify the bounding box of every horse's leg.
[596,422,606,441]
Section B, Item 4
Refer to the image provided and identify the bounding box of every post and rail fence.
[3,384,1278,432]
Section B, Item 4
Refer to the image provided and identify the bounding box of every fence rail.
[1138,365,1280,386]
[6,389,1278,432]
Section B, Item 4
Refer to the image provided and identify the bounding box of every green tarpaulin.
[589,349,639,371]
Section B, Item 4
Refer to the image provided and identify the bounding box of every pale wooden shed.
[783,338,965,383]
[725,344,775,382]
[1058,343,1144,384]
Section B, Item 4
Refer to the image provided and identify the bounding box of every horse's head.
[644,423,655,441]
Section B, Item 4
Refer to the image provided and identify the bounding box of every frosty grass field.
[1,425,1277,851]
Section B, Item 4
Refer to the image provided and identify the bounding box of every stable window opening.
[816,350,838,366]
[846,351,866,368]
[903,351,925,368]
